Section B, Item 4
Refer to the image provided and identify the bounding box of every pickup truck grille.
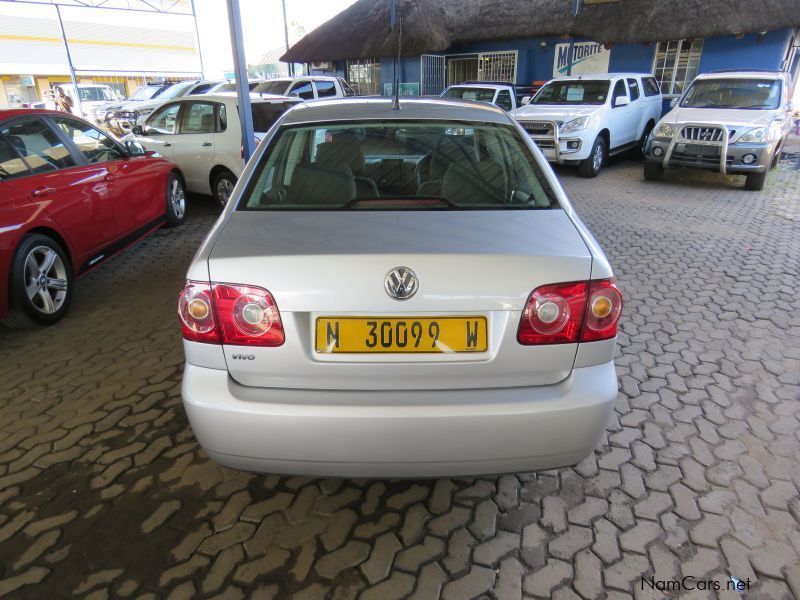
[681,126,725,142]
[521,121,557,136]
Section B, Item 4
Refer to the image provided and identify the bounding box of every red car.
[0,109,186,327]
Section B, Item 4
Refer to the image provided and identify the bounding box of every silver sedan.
[178,97,622,477]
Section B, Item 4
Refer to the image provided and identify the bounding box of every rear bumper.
[181,361,617,478]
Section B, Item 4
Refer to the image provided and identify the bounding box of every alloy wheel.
[216,178,234,206]
[593,144,603,172]
[24,246,68,315]
[170,178,186,220]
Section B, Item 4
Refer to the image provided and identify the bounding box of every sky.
[194,0,358,78]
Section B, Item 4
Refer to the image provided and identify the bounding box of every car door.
[288,80,316,100]
[136,102,181,160]
[168,100,216,192]
[51,115,162,236]
[626,78,646,138]
[0,115,115,264]
[495,89,514,111]
[607,79,638,147]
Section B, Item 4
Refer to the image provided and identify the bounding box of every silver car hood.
[661,107,778,128]
[511,105,601,122]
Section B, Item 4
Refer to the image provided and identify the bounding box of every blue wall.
[346,27,794,97]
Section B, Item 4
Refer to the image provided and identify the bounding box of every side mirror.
[125,140,147,156]
[669,98,678,109]
[614,96,630,108]
[521,96,531,105]
[131,125,144,135]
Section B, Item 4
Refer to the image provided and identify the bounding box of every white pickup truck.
[511,73,663,177]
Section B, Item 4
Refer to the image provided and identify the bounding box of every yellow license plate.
[315,317,488,353]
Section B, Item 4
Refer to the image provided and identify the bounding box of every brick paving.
[0,149,798,599]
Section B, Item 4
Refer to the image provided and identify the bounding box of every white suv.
[511,73,663,177]
[251,76,356,99]
[644,70,796,191]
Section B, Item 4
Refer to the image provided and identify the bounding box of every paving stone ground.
[0,145,798,600]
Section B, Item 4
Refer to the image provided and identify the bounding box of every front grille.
[521,121,555,136]
[681,126,725,142]
[534,140,555,150]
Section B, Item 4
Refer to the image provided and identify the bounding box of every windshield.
[78,87,116,102]
[241,121,556,211]
[159,81,194,99]
[253,80,291,95]
[680,78,782,110]
[533,80,609,105]
[129,85,163,101]
[443,87,496,102]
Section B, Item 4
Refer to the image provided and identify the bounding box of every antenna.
[391,0,402,110]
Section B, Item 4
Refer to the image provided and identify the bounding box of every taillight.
[582,279,623,341]
[178,282,219,344]
[517,279,622,345]
[178,281,284,347]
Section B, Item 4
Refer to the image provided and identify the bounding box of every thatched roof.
[281,0,800,62]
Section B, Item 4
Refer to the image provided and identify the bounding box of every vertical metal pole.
[281,0,293,76]
[55,5,82,116]
[567,0,580,76]
[226,0,255,162]
[190,0,206,78]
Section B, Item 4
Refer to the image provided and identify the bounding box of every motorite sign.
[553,41,611,77]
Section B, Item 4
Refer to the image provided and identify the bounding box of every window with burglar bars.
[477,51,518,83]
[653,39,704,96]
[347,59,381,96]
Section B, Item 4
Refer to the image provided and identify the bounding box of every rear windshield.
[680,78,782,110]
[253,81,291,95]
[443,87,496,102]
[533,80,609,105]
[240,121,557,211]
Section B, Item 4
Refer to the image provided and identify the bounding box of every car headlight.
[561,116,590,135]
[106,111,116,119]
[654,122,676,138]
[737,127,772,144]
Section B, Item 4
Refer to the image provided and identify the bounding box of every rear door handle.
[31,186,53,198]
[105,174,116,183]
[202,142,213,147]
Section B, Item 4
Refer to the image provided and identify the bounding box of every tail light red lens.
[178,282,219,344]
[518,279,622,345]
[178,281,284,347]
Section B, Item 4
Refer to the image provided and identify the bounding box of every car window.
[643,77,661,97]
[180,102,215,134]
[146,103,181,135]
[250,101,300,132]
[289,81,315,100]
[218,104,227,132]
[0,118,76,173]
[190,83,215,95]
[340,79,356,96]
[0,134,32,179]
[241,121,557,211]
[612,80,628,103]
[626,78,641,101]
[533,80,610,105]
[315,81,337,98]
[496,90,513,111]
[53,117,125,163]
[443,87,496,102]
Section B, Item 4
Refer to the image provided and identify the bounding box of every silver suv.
[644,70,796,191]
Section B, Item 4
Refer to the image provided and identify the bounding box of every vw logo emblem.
[385,267,418,300]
